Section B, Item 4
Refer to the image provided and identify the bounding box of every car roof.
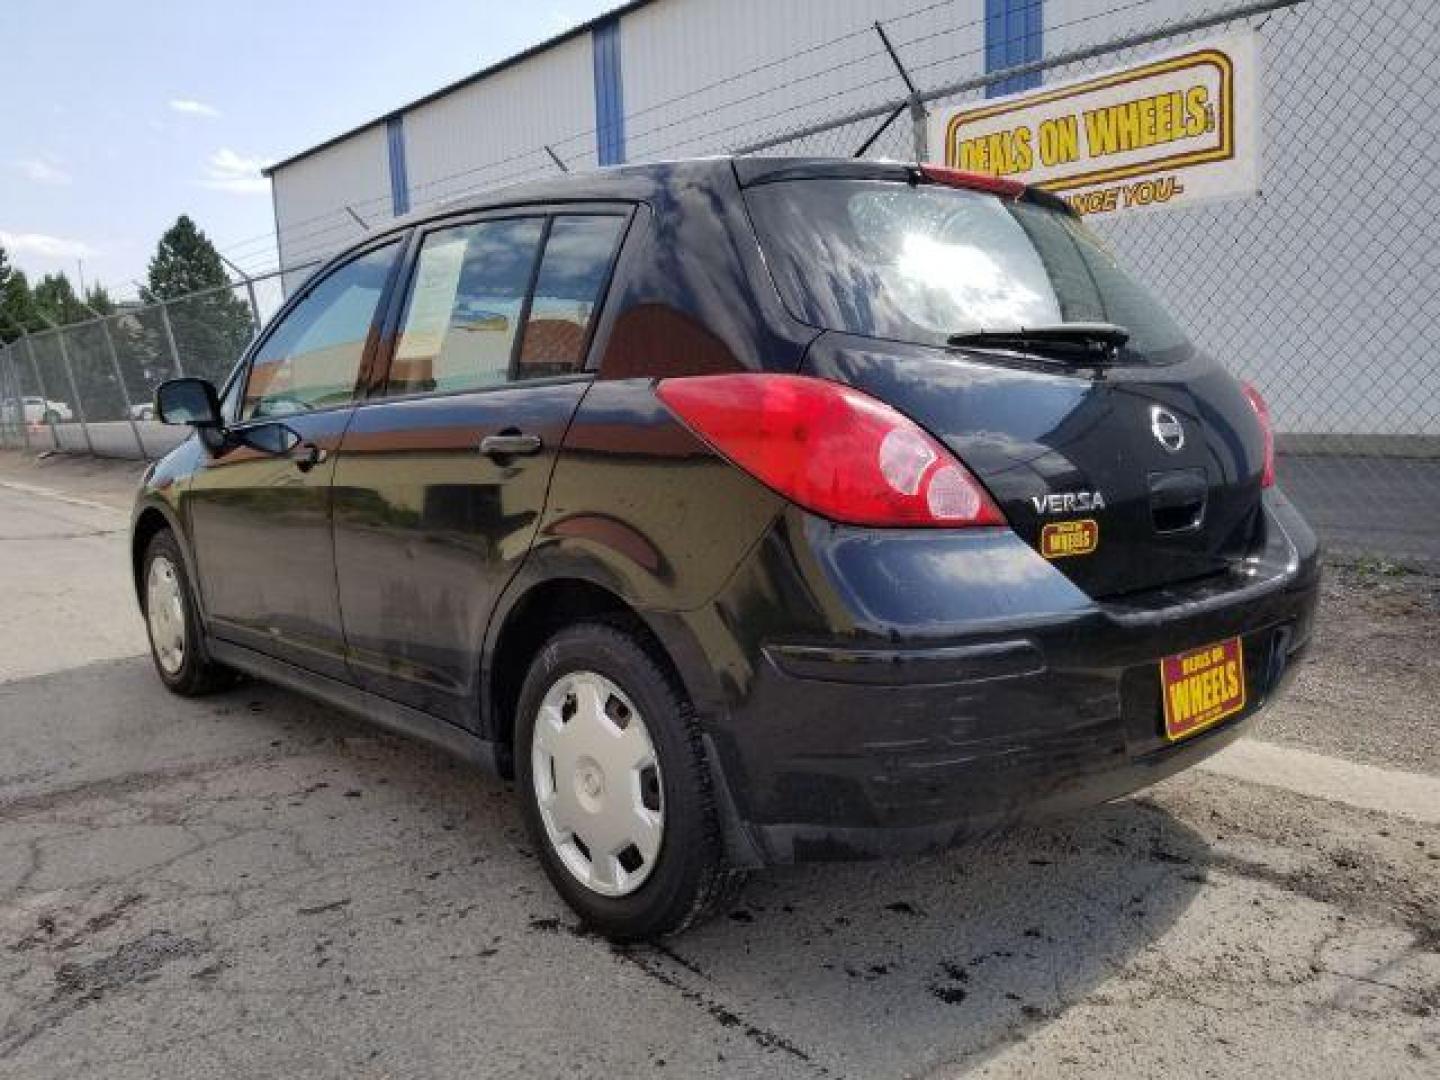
[377,157,738,233]
[300,156,1067,278]
[365,157,919,234]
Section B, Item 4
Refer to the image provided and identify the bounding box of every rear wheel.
[515,621,744,939]
[142,530,233,696]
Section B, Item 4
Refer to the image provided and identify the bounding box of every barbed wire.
[210,0,1066,267]
[260,0,1198,272]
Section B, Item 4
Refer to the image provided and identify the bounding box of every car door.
[186,236,405,679]
[330,208,631,723]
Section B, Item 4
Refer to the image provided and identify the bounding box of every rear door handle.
[479,432,543,457]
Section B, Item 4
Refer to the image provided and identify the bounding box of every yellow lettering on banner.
[958,127,1033,175]
[1066,176,1185,216]
[1185,85,1211,135]
[1037,115,1080,166]
[1083,85,1213,158]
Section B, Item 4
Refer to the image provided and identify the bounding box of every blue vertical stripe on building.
[985,0,1043,98]
[387,115,410,216]
[592,17,626,166]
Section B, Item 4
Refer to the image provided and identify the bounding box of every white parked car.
[1,396,73,424]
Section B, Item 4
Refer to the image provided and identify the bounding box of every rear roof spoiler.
[730,157,1077,216]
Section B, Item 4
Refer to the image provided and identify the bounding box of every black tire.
[141,529,234,696]
[515,620,745,940]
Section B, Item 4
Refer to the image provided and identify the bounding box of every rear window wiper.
[946,321,1130,363]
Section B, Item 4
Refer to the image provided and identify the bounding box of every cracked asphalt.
[1,451,1437,1078]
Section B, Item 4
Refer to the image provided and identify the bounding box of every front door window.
[243,241,401,420]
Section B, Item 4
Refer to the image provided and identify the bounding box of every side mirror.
[155,378,223,428]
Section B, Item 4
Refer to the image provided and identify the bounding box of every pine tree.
[84,284,115,317]
[142,215,233,301]
[142,215,255,384]
[25,272,123,417]
[31,273,90,325]
[0,246,34,342]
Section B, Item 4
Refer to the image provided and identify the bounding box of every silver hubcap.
[146,556,186,676]
[531,671,664,897]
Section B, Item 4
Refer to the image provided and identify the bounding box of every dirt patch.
[1256,563,1440,774]
[52,930,205,1003]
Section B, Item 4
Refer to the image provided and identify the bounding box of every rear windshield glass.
[745,178,1189,361]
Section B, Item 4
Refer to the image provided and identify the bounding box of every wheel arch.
[482,571,723,780]
[130,500,194,612]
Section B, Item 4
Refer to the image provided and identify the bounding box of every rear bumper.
[667,489,1320,865]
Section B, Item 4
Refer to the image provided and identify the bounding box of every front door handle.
[479,432,543,458]
[294,442,328,473]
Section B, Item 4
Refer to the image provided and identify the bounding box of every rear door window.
[385,212,626,396]
[387,218,545,396]
[516,215,627,380]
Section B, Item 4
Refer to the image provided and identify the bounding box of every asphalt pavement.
[0,453,1436,1078]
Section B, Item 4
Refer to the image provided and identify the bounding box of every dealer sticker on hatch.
[1160,637,1246,741]
[1040,519,1099,558]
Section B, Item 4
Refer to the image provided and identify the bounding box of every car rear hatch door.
[742,168,1269,599]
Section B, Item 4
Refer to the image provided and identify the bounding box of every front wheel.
[142,530,233,696]
[515,621,744,939]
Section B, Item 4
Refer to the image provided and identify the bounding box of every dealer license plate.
[1159,637,1246,741]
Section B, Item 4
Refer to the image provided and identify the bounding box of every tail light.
[1242,381,1276,488]
[655,374,1006,528]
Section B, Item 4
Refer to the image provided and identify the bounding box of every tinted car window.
[516,215,626,380]
[745,179,1189,360]
[243,241,400,419]
[388,218,545,396]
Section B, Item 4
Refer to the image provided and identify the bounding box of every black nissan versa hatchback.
[133,158,1319,939]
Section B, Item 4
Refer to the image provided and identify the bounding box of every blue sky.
[2,0,617,300]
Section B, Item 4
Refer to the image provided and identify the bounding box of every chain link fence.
[726,0,1437,570]
[2,0,1433,569]
[0,265,304,459]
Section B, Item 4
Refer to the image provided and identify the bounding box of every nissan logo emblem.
[1150,406,1185,452]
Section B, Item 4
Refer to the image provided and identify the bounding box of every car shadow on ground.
[2,665,1213,1078]
[226,678,1213,1076]
[616,794,1212,1076]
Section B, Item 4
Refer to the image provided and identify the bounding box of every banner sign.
[930,32,1259,217]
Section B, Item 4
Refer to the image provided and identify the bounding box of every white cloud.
[16,158,71,185]
[170,98,221,118]
[201,148,271,195]
[0,231,96,260]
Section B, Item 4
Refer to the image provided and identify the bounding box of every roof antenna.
[344,205,370,230]
[544,145,570,174]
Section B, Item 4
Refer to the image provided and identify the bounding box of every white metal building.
[263,0,1151,272]
[263,0,1437,441]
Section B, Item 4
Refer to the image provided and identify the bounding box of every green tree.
[84,284,115,317]
[142,215,254,384]
[25,272,125,417]
[31,272,90,325]
[0,246,37,341]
